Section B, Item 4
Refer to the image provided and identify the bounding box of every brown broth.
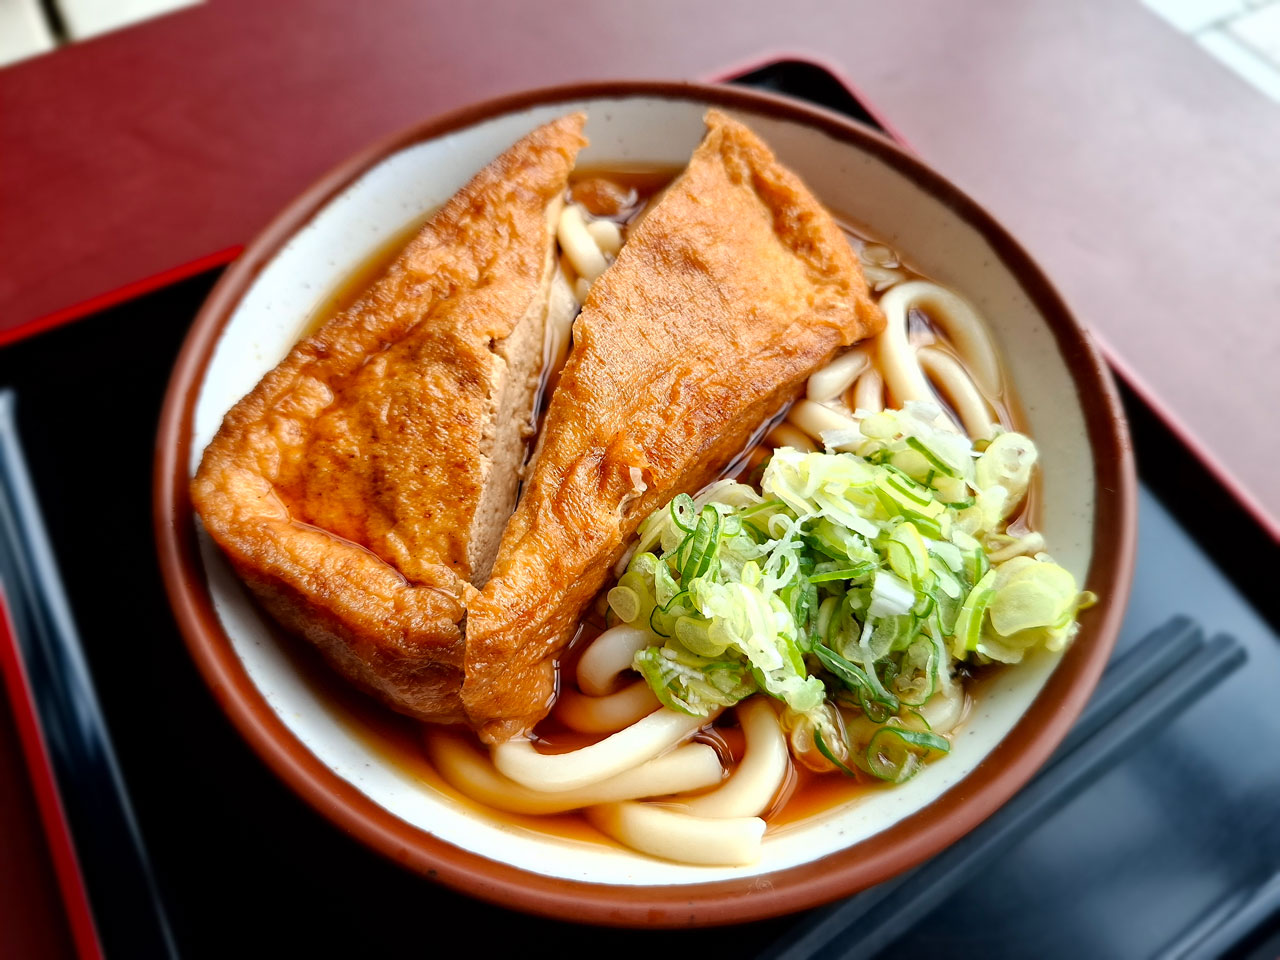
[300,214,432,339]
[301,168,681,342]
[265,615,625,849]
[768,764,878,829]
[284,166,1041,845]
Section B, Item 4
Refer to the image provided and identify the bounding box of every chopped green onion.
[865,724,950,782]
[607,585,640,623]
[670,493,698,533]
[905,435,959,477]
[607,401,1087,789]
[808,562,875,584]
[814,727,862,778]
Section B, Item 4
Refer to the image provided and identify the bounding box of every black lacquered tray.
[0,61,1275,959]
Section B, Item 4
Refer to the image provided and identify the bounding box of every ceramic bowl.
[155,81,1135,926]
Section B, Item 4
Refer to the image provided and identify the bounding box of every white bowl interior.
[191,95,1094,886]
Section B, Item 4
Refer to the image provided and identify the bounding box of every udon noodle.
[415,167,1082,867]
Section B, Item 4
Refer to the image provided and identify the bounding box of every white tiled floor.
[1143,0,1280,100]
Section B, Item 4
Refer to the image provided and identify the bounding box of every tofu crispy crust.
[192,115,586,723]
[194,110,884,740]
[463,111,884,740]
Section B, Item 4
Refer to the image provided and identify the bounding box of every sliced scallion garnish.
[605,401,1089,786]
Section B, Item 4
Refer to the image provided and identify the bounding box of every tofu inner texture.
[272,195,577,590]
[470,199,567,586]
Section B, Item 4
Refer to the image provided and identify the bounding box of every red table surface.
[1,0,1278,533]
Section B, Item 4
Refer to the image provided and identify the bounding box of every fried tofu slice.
[462,110,885,741]
[192,114,586,724]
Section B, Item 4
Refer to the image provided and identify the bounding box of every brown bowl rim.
[153,80,1136,928]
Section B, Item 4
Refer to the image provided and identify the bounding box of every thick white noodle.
[577,625,651,696]
[557,204,608,282]
[787,399,858,443]
[542,267,578,377]
[543,193,565,235]
[555,681,662,734]
[875,283,939,408]
[987,532,1046,563]
[806,347,870,402]
[587,802,765,866]
[766,422,818,453]
[427,734,724,815]
[878,280,1001,396]
[852,367,885,414]
[548,267,578,337]
[917,346,997,440]
[682,698,789,818]
[492,707,716,792]
[585,218,623,255]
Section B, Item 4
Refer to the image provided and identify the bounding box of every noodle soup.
[166,89,1133,920]
[302,166,1088,867]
